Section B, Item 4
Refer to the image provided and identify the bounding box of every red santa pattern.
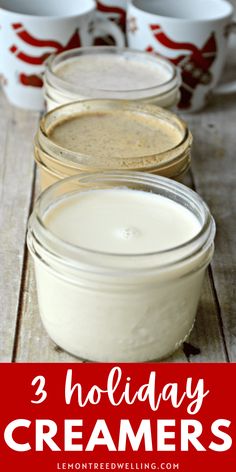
[147,24,217,109]
[9,23,81,88]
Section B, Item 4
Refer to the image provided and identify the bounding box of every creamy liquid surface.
[45,188,200,254]
[55,54,171,91]
[48,111,182,158]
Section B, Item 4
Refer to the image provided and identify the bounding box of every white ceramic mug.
[0,0,125,110]
[127,0,236,111]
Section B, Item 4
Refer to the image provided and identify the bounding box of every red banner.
[0,364,235,471]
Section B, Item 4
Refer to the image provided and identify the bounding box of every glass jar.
[27,171,215,362]
[35,99,192,190]
[44,46,181,111]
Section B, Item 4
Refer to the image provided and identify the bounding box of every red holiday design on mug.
[18,73,44,88]
[96,1,126,27]
[9,23,81,88]
[146,24,217,109]
[1,0,125,110]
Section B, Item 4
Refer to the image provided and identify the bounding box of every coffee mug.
[127,0,236,111]
[0,0,125,110]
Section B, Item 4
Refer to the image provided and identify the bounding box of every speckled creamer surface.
[48,110,182,158]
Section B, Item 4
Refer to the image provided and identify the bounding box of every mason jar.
[27,172,215,362]
[44,46,181,110]
[34,99,192,190]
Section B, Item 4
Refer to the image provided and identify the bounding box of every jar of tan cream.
[35,100,192,190]
[27,172,215,362]
[44,47,181,111]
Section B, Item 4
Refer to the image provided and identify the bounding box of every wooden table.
[0,42,235,363]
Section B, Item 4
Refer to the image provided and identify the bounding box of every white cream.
[44,49,181,111]
[45,189,200,253]
[55,54,170,91]
[28,182,215,362]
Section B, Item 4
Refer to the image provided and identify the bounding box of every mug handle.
[214,22,236,95]
[83,11,125,47]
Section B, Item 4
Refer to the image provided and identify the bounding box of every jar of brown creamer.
[35,100,192,190]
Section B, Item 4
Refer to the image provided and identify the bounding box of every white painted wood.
[0,93,39,361]
[185,95,236,361]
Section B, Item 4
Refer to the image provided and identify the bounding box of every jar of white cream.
[44,47,181,111]
[27,172,215,362]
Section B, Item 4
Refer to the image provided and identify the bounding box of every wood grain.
[186,95,236,361]
[0,93,39,361]
[1,20,236,362]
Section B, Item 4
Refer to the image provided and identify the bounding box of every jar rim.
[45,46,180,100]
[27,172,215,274]
[37,99,192,171]
[34,141,191,181]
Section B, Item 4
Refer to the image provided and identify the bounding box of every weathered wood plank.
[186,270,228,362]
[164,169,228,362]
[185,97,236,361]
[0,93,39,362]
